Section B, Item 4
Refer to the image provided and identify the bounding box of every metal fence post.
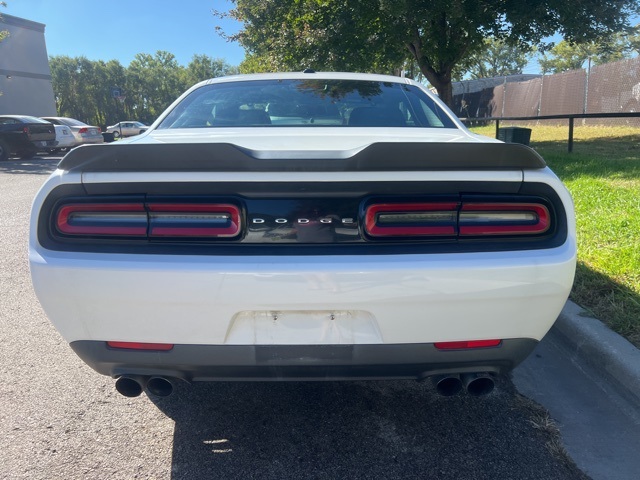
[568,117,574,153]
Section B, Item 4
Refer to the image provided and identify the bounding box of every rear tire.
[19,147,37,159]
[113,130,121,138]
[0,140,9,161]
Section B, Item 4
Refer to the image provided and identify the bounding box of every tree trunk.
[427,74,454,108]
[406,38,455,108]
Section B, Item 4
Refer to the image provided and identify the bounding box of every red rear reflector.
[56,203,147,236]
[365,202,459,237]
[107,341,174,351]
[148,203,241,238]
[434,339,502,350]
[459,203,550,236]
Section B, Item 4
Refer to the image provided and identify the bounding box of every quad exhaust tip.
[431,373,495,397]
[114,376,174,398]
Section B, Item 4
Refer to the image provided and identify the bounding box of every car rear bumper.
[30,241,575,347]
[70,338,539,380]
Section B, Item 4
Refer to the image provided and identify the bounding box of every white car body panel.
[30,167,575,345]
[28,72,577,387]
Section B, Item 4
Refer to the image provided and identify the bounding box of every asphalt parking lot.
[0,155,634,479]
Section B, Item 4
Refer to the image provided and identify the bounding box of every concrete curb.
[552,300,640,406]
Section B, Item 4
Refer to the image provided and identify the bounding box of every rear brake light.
[107,341,174,351]
[56,203,147,236]
[364,201,551,238]
[23,126,29,134]
[54,201,242,239]
[78,127,89,134]
[435,339,502,350]
[459,203,550,236]
[148,203,241,238]
[365,203,459,237]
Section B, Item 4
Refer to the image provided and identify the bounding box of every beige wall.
[0,14,57,116]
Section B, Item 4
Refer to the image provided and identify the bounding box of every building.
[0,13,56,116]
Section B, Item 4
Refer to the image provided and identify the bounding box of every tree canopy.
[463,38,534,80]
[49,52,238,127]
[218,0,640,106]
[539,26,640,74]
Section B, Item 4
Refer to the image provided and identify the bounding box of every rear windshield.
[157,79,458,129]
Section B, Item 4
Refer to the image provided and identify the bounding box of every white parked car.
[29,72,576,399]
[40,117,104,147]
[48,124,76,153]
[106,121,148,138]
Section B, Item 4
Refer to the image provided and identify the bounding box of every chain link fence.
[453,56,640,126]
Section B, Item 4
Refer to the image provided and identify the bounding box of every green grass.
[471,124,640,347]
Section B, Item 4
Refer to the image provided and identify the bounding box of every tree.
[539,28,639,74]
[125,51,187,124]
[463,38,533,79]
[217,0,640,106]
[184,54,238,86]
[0,2,8,43]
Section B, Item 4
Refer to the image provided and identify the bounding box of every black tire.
[19,147,37,159]
[0,140,9,162]
[113,130,121,138]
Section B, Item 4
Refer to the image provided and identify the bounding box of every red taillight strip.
[107,341,174,351]
[148,203,241,238]
[365,202,459,237]
[56,203,147,236]
[434,339,502,350]
[459,203,550,236]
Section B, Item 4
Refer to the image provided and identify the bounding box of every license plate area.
[225,310,382,345]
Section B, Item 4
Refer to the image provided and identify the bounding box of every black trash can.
[497,127,531,146]
[102,132,115,143]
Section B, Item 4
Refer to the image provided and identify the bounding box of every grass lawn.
[471,124,640,348]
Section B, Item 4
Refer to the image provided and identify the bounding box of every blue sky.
[4,1,636,75]
[4,0,246,67]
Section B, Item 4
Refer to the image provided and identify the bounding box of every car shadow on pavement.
[0,157,60,175]
[149,377,588,480]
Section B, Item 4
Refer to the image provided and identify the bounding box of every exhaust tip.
[115,376,144,397]
[433,375,463,396]
[462,373,495,397]
[146,377,173,397]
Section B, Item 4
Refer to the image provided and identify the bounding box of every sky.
[4,0,246,67]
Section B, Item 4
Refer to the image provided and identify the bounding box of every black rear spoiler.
[58,142,546,173]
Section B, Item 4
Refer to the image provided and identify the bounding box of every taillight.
[107,341,174,351]
[54,201,242,239]
[459,203,550,236]
[434,339,502,350]
[148,203,241,238]
[78,127,89,134]
[56,203,147,236]
[364,200,551,238]
[365,202,459,237]
[23,126,29,134]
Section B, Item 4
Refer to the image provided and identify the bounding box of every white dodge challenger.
[29,72,576,399]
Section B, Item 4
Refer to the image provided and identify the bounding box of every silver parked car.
[40,117,104,147]
[106,121,148,138]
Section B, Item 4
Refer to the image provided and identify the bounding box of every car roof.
[1,114,51,123]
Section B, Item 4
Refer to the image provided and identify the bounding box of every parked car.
[0,115,56,161]
[48,124,76,154]
[30,72,576,400]
[40,117,104,147]
[106,121,148,138]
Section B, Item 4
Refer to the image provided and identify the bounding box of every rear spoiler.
[58,142,546,173]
